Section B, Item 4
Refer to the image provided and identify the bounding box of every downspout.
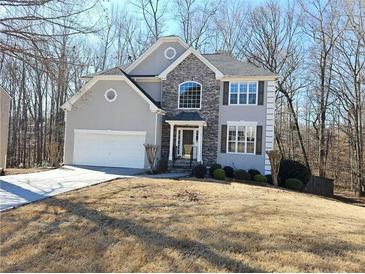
[154,112,158,145]
[154,109,165,145]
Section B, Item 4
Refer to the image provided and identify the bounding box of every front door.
[176,128,198,159]
[182,130,194,158]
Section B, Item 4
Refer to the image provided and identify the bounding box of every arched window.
[178,81,202,109]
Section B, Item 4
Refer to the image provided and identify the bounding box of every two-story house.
[61,36,277,174]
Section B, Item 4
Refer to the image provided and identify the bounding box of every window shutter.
[223,82,229,105]
[221,125,227,153]
[258,81,265,105]
[256,125,263,155]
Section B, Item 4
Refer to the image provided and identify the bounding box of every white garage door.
[73,130,146,168]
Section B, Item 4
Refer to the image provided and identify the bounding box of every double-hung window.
[227,124,256,154]
[229,82,257,105]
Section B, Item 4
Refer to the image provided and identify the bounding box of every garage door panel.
[73,130,145,168]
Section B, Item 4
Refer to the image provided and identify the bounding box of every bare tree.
[0,0,97,60]
[240,0,311,172]
[211,0,249,56]
[112,5,151,64]
[332,0,365,196]
[174,0,220,51]
[132,0,167,42]
[300,0,344,177]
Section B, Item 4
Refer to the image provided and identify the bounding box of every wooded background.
[0,0,364,195]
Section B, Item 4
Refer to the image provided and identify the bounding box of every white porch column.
[197,125,203,162]
[168,123,174,161]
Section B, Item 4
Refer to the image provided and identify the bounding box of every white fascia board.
[61,76,99,110]
[125,37,189,74]
[121,75,161,113]
[60,75,163,113]
[80,76,92,81]
[165,120,207,126]
[158,48,224,80]
[0,86,11,99]
[133,76,161,82]
[219,76,279,81]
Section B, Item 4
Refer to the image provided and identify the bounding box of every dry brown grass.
[1,178,364,272]
[3,167,53,176]
[334,189,365,207]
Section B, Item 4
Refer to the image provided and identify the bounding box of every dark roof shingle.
[202,54,277,77]
[166,112,205,121]
[81,65,128,78]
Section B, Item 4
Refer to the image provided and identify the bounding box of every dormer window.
[178,81,202,109]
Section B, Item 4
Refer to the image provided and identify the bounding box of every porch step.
[172,159,197,170]
[171,168,192,174]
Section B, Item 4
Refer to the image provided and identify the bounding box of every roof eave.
[61,74,164,113]
[218,75,279,81]
[165,120,207,126]
[158,48,224,80]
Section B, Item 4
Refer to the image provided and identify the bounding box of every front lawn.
[1,178,364,272]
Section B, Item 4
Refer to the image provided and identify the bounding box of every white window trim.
[164,46,177,60]
[226,122,257,155]
[104,88,117,102]
[228,81,258,106]
[178,81,202,110]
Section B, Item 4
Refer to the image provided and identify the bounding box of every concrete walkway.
[0,165,143,211]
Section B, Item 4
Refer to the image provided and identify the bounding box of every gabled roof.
[125,36,189,74]
[120,70,161,108]
[61,68,164,113]
[203,54,277,77]
[158,48,224,80]
[80,65,127,80]
[166,111,205,121]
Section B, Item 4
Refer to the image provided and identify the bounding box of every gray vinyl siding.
[136,81,161,102]
[63,80,162,168]
[129,42,186,75]
[217,81,267,174]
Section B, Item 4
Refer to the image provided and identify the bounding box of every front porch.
[165,113,206,166]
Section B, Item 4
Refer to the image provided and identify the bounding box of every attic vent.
[164,47,176,60]
[104,88,117,102]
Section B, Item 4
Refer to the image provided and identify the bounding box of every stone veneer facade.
[160,54,220,165]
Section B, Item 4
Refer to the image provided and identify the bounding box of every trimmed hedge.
[193,164,207,178]
[234,169,251,180]
[248,169,261,180]
[278,159,310,186]
[209,163,222,177]
[213,169,225,180]
[254,174,267,183]
[157,158,169,173]
[223,166,234,178]
[285,178,304,191]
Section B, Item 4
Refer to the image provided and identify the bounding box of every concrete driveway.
[0,165,143,211]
